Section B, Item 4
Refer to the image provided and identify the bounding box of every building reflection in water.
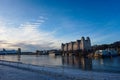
[17,54,21,62]
[62,55,92,70]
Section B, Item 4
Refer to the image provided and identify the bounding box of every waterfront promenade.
[0,60,120,80]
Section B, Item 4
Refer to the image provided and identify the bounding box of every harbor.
[0,36,120,80]
[0,0,120,80]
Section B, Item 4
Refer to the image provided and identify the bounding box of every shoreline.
[0,60,120,80]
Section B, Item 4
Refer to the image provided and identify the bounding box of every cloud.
[9,42,55,51]
[0,40,10,44]
[0,17,61,51]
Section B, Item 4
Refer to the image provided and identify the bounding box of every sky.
[0,0,120,51]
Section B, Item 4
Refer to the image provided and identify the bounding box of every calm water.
[0,55,120,73]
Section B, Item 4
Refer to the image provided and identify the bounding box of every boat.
[94,49,118,57]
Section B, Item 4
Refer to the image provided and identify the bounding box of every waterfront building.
[0,49,17,55]
[61,37,91,55]
[0,48,21,55]
[18,48,21,54]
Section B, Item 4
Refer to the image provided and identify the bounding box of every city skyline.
[0,0,120,51]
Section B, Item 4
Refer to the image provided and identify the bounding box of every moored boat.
[94,49,118,57]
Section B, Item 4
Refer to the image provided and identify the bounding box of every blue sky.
[0,0,120,51]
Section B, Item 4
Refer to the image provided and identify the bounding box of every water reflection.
[62,56,92,70]
[92,57,120,73]
[17,55,21,62]
[0,54,120,73]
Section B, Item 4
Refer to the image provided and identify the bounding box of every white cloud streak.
[0,17,61,51]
